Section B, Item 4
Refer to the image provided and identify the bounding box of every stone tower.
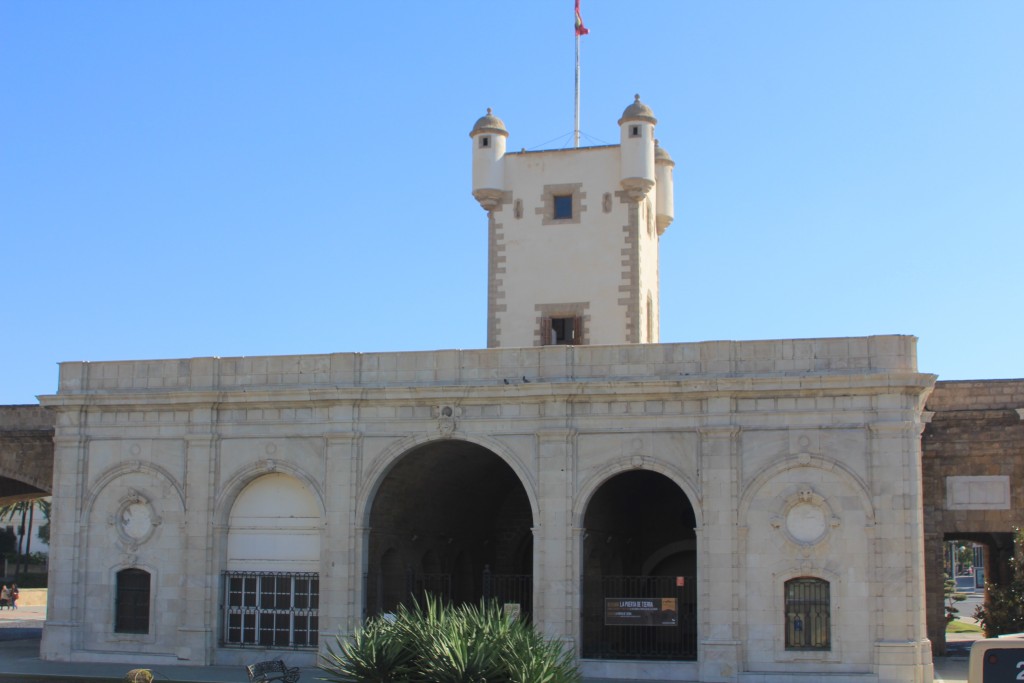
[471,95,675,348]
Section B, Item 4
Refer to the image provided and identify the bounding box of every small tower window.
[553,195,573,219]
[479,136,491,148]
[547,317,578,345]
[629,125,641,138]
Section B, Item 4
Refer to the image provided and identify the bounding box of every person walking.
[9,584,18,609]
[0,584,9,610]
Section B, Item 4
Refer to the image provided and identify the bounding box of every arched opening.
[366,439,533,619]
[581,469,697,660]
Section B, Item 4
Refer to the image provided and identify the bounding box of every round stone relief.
[113,495,161,547]
[121,502,154,541]
[785,502,827,545]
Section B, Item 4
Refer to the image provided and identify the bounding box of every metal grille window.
[784,577,830,650]
[222,572,319,649]
[115,568,151,634]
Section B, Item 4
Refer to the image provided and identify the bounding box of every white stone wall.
[40,336,935,682]
[488,144,663,348]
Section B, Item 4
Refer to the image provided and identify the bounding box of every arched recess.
[214,460,326,530]
[580,468,699,662]
[738,460,869,667]
[221,472,322,650]
[364,438,535,620]
[737,454,875,526]
[83,461,185,520]
[79,465,185,652]
[226,472,321,573]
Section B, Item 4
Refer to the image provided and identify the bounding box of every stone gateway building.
[40,99,937,683]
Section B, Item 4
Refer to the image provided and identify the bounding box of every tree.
[944,574,966,624]
[36,499,51,545]
[975,527,1024,637]
[0,498,50,578]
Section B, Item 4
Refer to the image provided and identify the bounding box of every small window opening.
[115,568,151,634]
[630,125,641,138]
[553,195,573,220]
[548,317,577,345]
[785,577,830,651]
[479,136,491,148]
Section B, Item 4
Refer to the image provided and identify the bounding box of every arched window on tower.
[784,577,830,650]
[115,568,151,634]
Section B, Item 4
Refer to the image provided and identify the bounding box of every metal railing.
[366,566,532,621]
[581,575,697,660]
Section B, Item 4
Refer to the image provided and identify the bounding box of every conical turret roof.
[470,108,509,138]
[655,140,675,166]
[618,94,657,126]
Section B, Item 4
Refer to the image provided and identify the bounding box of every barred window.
[785,577,830,650]
[222,572,319,649]
[115,568,151,634]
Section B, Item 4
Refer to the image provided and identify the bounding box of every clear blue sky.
[2,1,1021,405]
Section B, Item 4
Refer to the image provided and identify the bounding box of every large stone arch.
[577,465,701,662]
[361,435,536,618]
[573,457,702,529]
[0,405,54,505]
[357,432,539,530]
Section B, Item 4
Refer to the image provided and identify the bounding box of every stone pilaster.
[40,422,86,661]
[698,425,741,682]
[870,420,933,683]
[176,413,217,663]
[323,432,362,641]
[533,429,575,645]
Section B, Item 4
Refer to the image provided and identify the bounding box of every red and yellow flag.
[575,0,589,36]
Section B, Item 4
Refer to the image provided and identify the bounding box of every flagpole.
[574,31,581,148]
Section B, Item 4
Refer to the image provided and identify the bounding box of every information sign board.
[604,597,677,626]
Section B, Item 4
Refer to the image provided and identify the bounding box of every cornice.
[36,371,937,410]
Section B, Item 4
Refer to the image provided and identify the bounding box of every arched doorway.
[366,439,533,619]
[581,470,697,660]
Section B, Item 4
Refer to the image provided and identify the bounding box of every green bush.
[976,527,1024,637]
[320,596,580,683]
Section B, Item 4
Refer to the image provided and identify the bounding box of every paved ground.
[0,601,976,682]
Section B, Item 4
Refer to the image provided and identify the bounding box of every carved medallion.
[785,502,827,544]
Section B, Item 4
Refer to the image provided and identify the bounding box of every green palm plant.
[320,614,416,683]
[319,595,580,683]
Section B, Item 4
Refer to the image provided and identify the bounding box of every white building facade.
[39,99,936,683]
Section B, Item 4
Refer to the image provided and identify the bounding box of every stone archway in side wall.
[364,438,535,619]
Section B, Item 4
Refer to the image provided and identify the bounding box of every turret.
[617,94,657,201]
[469,108,508,211]
[654,140,675,234]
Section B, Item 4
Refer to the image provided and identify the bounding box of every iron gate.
[582,575,697,660]
[367,566,532,621]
